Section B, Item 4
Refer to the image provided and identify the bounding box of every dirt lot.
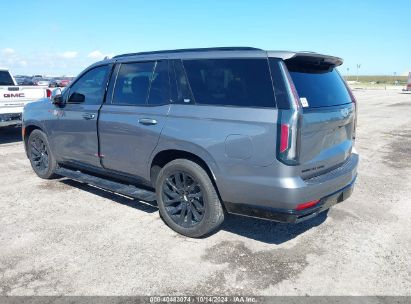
[0,90,410,296]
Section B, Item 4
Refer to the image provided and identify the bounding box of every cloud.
[87,50,113,60]
[59,51,78,59]
[0,48,115,75]
[1,48,15,55]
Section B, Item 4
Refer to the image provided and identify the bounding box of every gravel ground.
[0,89,410,296]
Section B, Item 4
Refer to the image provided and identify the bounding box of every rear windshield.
[0,71,14,86]
[287,65,351,108]
[182,59,275,108]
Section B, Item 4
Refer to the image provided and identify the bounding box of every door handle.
[82,113,95,120]
[138,118,158,125]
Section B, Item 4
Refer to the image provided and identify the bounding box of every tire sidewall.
[28,130,57,179]
[156,160,220,237]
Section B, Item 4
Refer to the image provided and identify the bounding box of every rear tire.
[27,129,58,179]
[156,159,224,237]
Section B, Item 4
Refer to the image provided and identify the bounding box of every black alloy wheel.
[29,135,50,175]
[162,171,205,228]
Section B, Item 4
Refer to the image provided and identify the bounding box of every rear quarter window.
[287,65,351,108]
[0,71,14,86]
[182,59,275,108]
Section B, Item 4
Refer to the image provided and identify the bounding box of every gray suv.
[23,47,358,237]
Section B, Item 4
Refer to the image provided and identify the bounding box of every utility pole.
[356,64,361,82]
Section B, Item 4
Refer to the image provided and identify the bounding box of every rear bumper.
[225,177,355,223]
[0,113,22,127]
[218,152,359,218]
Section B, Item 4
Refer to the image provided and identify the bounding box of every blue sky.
[1,0,410,76]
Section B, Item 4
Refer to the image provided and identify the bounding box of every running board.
[55,167,157,202]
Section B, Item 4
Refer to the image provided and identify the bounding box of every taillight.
[295,199,320,211]
[46,89,52,98]
[277,114,300,165]
[276,61,302,165]
[279,124,289,153]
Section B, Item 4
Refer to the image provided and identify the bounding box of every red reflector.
[295,199,320,211]
[46,89,52,98]
[280,124,289,153]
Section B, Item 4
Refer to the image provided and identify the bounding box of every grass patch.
[344,75,407,85]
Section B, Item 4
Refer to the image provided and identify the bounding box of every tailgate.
[299,104,355,178]
[0,86,46,108]
[285,57,356,179]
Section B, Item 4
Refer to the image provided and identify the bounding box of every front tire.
[27,129,58,179]
[156,159,224,237]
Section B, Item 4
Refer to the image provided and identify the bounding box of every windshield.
[0,71,15,86]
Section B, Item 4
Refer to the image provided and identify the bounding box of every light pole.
[356,64,361,82]
[393,72,397,85]
[347,67,350,80]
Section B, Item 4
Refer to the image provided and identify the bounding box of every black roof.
[113,47,262,59]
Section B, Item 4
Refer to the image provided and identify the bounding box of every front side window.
[182,59,275,108]
[68,65,109,104]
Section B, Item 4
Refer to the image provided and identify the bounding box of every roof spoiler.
[287,52,343,67]
[267,51,343,67]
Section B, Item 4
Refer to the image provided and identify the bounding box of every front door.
[53,65,110,168]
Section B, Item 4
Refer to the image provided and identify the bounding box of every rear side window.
[182,59,275,108]
[147,61,170,105]
[112,61,170,106]
[269,59,290,109]
[0,71,14,86]
[171,60,195,104]
[287,64,352,108]
[112,62,154,105]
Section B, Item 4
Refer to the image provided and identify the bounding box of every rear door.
[52,64,111,167]
[98,60,170,179]
[283,58,356,178]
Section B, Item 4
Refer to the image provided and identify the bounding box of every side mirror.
[52,94,64,106]
[51,88,64,106]
[68,92,85,103]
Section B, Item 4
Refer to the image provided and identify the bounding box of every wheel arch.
[150,149,223,202]
[150,149,216,182]
[23,123,44,156]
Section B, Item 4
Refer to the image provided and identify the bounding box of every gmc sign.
[3,93,25,98]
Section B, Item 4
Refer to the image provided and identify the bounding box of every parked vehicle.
[0,69,51,127]
[48,78,73,88]
[14,76,27,85]
[22,47,359,237]
[14,76,34,86]
[33,78,51,87]
[57,78,73,87]
[49,79,59,88]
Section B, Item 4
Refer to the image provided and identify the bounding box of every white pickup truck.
[0,68,51,127]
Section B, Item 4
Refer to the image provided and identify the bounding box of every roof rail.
[113,47,262,59]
